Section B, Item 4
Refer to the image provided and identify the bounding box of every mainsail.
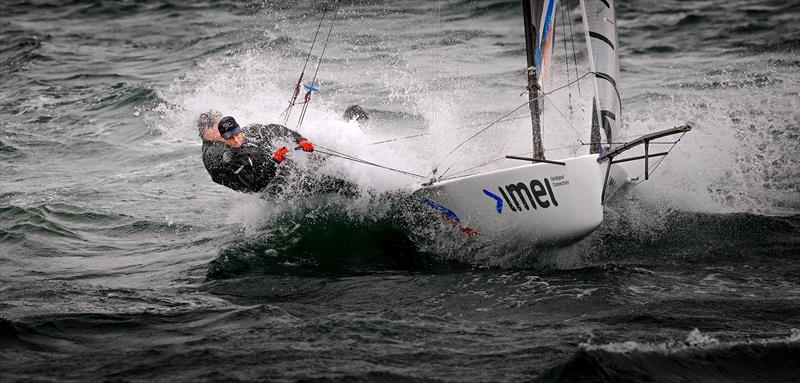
[522,0,558,159]
[580,0,621,152]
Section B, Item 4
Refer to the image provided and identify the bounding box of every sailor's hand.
[295,139,314,152]
[273,147,289,163]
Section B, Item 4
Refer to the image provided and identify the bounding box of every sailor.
[198,112,315,193]
[343,104,369,125]
[198,112,360,197]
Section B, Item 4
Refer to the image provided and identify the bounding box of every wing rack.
[598,125,692,203]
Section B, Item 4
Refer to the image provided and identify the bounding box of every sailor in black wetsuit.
[198,112,359,197]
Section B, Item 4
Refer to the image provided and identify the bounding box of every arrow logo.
[483,189,503,214]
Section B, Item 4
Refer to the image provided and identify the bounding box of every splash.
[580,328,800,354]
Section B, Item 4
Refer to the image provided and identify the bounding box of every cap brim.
[221,126,241,139]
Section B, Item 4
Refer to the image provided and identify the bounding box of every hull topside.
[415,154,627,246]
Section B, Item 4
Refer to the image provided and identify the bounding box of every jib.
[497,178,558,212]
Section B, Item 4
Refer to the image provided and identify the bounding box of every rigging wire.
[281,8,328,126]
[305,82,664,187]
[314,145,426,179]
[296,2,340,131]
[436,71,595,178]
[558,0,576,121]
[368,68,601,148]
[308,4,338,89]
[583,140,682,146]
[437,102,535,178]
[440,142,584,181]
[441,156,507,180]
[543,92,583,141]
[275,3,647,185]
[565,0,581,95]
[559,0,571,97]
[315,71,599,183]
[277,1,648,187]
[368,114,531,146]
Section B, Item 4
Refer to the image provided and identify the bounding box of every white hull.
[414,154,627,246]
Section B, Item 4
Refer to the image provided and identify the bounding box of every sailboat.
[413,0,691,246]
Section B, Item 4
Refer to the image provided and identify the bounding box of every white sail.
[580,0,621,149]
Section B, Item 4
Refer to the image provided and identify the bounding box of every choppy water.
[2,0,799,381]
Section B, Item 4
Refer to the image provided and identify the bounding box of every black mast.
[522,0,545,160]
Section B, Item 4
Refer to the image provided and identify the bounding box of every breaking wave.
[536,329,800,383]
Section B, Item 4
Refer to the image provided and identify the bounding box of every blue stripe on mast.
[535,0,556,70]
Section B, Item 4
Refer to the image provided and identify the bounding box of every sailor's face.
[202,125,223,142]
[225,132,244,148]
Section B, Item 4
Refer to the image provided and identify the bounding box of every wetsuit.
[201,123,302,193]
[202,123,359,196]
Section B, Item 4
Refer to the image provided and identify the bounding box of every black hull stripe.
[595,72,616,88]
[600,0,610,8]
[589,31,615,50]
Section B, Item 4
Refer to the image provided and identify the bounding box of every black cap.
[218,116,241,139]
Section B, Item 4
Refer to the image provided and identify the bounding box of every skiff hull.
[414,154,627,246]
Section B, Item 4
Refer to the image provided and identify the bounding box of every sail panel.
[580,0,621,148]
[536,0,557,87]
[524,0,558,90]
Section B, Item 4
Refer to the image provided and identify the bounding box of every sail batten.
[581,0,621,152]
[588,31,614,49]
[595,72,616,87]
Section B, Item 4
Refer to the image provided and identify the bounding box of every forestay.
[580,0,621,150]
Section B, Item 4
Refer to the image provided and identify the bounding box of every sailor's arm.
[284,127,315,153]
[263,124,315,153]
[221,148,258,191]
[264,125,314,164]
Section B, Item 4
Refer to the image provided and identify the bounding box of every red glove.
[295,139,314,152]
[273,147,288,163]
